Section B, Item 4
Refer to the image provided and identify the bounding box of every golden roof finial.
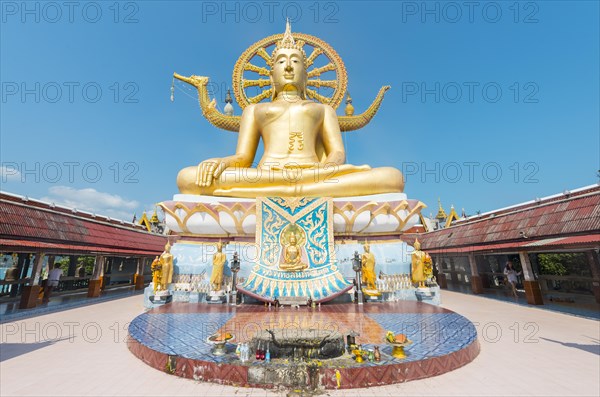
[435,198,447,220]
[150,208,159,223]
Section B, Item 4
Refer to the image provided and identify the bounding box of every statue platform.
[128,301,479,390]
[160,193,425,237]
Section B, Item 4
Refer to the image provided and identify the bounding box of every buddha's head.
[217,241,223,252]
[414,238,421,251]
[165,242,171,252]
[270,20,307,100]
[364,243,370,252]
[289,233,298,245]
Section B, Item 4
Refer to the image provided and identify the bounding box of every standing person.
[43,263,63,303]
[504,262,522,298]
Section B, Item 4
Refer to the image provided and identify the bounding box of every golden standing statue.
[361,243,377,290]
[175,21,404,198]
[210,242,226,291]
[158,242,174,290]
[411,238,428,288]
[150,256,162,294]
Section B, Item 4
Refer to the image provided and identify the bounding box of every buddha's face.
[414,241,421,250]
[271,48,307,97]
[289,234,297,245]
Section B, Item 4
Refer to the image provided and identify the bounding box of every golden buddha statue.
[175,21,404,198]
[280,231,308,271]
[361,243,377,290]
[210,241,226,291]
[411,238,427,288]
[158,242,174,290]
[150,256,162,294]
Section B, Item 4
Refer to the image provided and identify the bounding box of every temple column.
[133,257,145,290]
[586,250,600,303]
[46,255,55,275]
[519,251,543,305]
[468,253,484,294]
[103,257,113,289]
[449,258,459,284]
[434,255,448,289]
[10,253,28,297]
[88,255,104,298]
[19,252,45,309]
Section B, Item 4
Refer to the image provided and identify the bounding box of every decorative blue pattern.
[128,312,234,360]
[239,197,351,300]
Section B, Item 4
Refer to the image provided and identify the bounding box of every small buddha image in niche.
[279,224,308,272]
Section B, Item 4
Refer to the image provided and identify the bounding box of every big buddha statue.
[175,21,403,198]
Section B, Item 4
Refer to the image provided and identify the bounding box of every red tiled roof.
[0,239,161,256]
[0,193,166,255]
[426,234,600,254]
[421,186,600,252]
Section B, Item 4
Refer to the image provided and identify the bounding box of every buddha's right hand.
[196,158,228,187]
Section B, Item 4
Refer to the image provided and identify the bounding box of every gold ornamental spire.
[280,18,296,48]
[435,198,447,220]
[271,19,307,65]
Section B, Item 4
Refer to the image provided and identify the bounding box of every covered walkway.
[416,185,600,310]
[0,191,167,310]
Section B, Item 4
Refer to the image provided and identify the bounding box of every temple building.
[0,191,167,309]
[414,184,600,307]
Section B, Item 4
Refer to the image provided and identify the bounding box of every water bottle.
[240,344,246,362]
[265,343,271,362]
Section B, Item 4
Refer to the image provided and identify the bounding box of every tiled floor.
[1,290,599,396]
[127,302,479,387]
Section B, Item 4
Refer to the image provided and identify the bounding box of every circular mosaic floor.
[128,301,479,389]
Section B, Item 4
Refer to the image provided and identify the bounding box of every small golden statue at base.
[151,256,162,294]
[159,242,174,291]
[361,243,381,297]
[279,226,308,272]
[210,241,226,291]
[361,243,377,291]
[411,238,431,288]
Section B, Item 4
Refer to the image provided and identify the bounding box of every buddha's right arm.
[197,105,260,186]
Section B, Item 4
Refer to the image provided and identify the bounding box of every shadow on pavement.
[540,337,600,356]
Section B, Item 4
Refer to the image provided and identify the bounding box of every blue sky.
[1,1,598,221]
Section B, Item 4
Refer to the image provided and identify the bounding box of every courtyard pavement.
[1,290,598,396]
